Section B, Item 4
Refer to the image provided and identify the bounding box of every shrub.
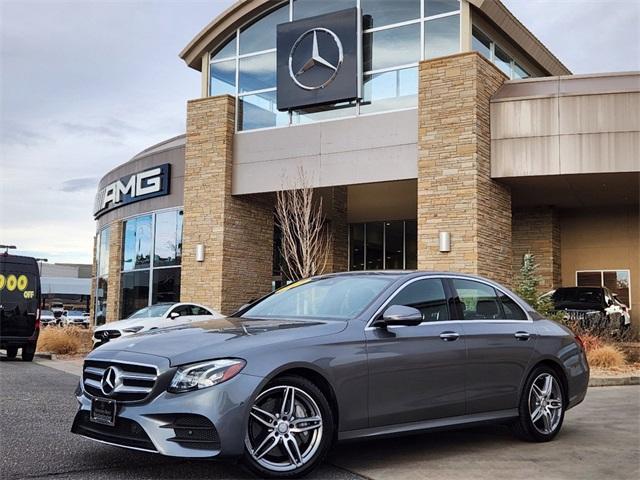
[587,345,626,369]
[579,333,603,353]
[37,326,92,355]
[514,253,562,320]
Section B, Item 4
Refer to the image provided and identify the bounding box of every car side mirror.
[375,305,423,328]
[607,299,614,307]
[170,312,180,319]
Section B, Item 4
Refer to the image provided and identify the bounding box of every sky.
[1,0,639,265]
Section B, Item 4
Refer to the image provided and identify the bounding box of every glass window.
[499,294,527,320]
[387,278,449,322]
[494,44,512,77]
[425,14,459,59]
[361,66,418,114]
[121,270,150,319]
[576,271,601,287]
[154,210,183,267]
[452,278,502,320]
[405,220,417,269]
[97,227,110,277]
[212,34,236,61]
[210,60,236,96]
[293,0,356,20]
[425,0,460,17]
[152,267,181,305]
[350,224,365,271]
[512,62,530,79]
[577,270,631,308]
[122,215,152,271]
[242,276,393,320]
[238,90,289,131]
[292,101,357,124]
[385,221,404,269]
[472,27,491,60]
[366,222,384,269]
[364,23,420,72]
[362,0,420,29]
[239,4,289,54]
[239,51,276,93]
[95,277,108,326]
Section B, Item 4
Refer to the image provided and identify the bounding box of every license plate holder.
[90,397,117,426]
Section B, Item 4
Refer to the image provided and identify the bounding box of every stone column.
[181,95,274,315]
[512,207,561,292]
[105,221,122,322]
[324,186,349,273]
[417,52,512,286]
[89,235,97,325]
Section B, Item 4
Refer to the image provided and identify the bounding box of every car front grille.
[72,410,156,452]
[152,414,220,450]
[94,330,121,342]
[83,359,158,402]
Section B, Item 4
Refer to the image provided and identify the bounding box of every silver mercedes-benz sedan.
[71,272,589,478]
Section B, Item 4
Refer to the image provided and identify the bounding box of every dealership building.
[91,0,639,327]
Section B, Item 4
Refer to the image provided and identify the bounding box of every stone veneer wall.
[181,95,273,315]
[417,52,512,286]
[105,221,122,322]
[325,186,349,273]
[512,207,561,292]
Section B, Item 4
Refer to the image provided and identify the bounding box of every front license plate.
[90,397,116,426]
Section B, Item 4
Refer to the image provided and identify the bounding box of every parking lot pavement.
[0,359,362,480]
[1,359,639,480]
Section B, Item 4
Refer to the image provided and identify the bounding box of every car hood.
[94,316,164,331]
[92,316,348,366]
[553,301,602,311]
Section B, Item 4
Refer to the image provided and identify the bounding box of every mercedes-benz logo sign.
[101,366,121,396]
[288,28,343,90]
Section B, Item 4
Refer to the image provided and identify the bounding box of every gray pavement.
[1,358,639,480]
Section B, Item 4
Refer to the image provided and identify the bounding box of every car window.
[499,294,528,320]
[171,305,192,317]
[451,279,502,320]
[193,306,211,315]
[384,278,449,322]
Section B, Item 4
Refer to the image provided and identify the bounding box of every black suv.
[0,254,41,361]
[550,286,627,331]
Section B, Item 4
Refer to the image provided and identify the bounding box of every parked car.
[72,272,589,478]
[66,310,90,328]
[0,254,41,361]
[550,286,629,331]
[40,309,57,326]
[92,302,222,347]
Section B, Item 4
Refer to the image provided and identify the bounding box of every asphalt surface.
[1,358,639,480]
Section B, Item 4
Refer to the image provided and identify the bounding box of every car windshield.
[128,304,172,319]
[241,276,393,321]
[553,287,603,304]
[68,311,84,316]
[41,310,53,316]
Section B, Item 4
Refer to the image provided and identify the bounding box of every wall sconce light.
[439,232,451,253]
[195,244,205,262]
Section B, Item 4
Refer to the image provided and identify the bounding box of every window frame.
[576,269,632,309]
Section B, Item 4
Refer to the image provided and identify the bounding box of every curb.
[35,352,57,360]
[589,376,640,387]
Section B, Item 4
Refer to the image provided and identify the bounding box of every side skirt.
[338,409,518,441]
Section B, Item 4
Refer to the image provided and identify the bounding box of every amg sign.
[94,164,170,219]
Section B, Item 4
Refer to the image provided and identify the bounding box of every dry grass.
[580,334,604,353]
[587,345,626,369]
[37,326,93,355]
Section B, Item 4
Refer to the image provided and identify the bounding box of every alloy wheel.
[246,385,323,473]
[528,373,563,435]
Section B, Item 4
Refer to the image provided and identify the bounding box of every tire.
[242,375,334,478]
[5,347,18,359]
[511,366,565,442]
[21,345,36,362]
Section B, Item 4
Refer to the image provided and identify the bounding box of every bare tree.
[275,169,331,281]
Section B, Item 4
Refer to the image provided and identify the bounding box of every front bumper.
[72,372,263,458]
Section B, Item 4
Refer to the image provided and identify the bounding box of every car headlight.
[122,326,144,333]
[168,359,246,394]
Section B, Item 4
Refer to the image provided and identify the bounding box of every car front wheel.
[22,344,36,362]
[243,375,334,478]
[5,347,18,359]
[512,366,565,442]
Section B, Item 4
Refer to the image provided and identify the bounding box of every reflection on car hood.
[91,317,347,366]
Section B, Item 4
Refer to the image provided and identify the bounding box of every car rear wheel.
[512,366,565,442]
[6,347,18,359]
[21,344,35,362]
[243,375,334,478]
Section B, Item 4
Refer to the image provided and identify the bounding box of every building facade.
[92,0,639,328]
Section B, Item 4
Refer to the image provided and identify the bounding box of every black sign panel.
[94,163,170,219]
[277,8,360,111]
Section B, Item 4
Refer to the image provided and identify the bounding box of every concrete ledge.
[34,352,54,360]
[589,376,640,387]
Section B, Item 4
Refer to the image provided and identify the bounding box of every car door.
[449,277,536,414]
[365,277,466,427]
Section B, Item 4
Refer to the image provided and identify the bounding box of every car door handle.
[440,332,460,342]
[514,331,531,341]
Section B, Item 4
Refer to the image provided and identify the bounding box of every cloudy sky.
[1,0,638,264]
